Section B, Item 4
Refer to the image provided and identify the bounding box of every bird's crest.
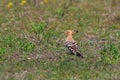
[65,30,74,36]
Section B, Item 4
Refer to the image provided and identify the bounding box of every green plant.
[116,31,120,38]
[55,8,64,17]
[42,29,62,49]
[43,28,55,42]
[26,73,34,80]
[0,35,16,48]
[0,47,6,61]
[31,22,46,34]
[31,22,47,42]
[99,42,120,64]
[18,39,35,53]
[77,14,90,27]
[0,35,19,54]
[0,47,6,56]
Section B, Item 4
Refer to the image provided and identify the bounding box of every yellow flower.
[7,2,13,8]
[20,0,27,6]
[44,0,48,3]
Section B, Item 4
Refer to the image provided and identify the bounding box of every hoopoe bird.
[65,30,84,58]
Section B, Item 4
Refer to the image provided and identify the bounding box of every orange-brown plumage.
[65,30,84,58]
[65,30,75,42]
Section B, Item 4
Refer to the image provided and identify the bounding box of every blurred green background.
[0,0,120,80]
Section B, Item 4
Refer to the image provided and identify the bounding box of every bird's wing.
[65,41,79,53]
[65,41,84,58]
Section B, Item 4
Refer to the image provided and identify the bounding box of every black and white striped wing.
[65,41,84,58]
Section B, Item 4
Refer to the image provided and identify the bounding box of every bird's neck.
[66,35,75,42]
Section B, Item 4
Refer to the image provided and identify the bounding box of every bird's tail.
[76,52,84,58]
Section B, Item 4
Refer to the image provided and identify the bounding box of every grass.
[0,0,120,80]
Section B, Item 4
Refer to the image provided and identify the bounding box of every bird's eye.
[76,30,79,33]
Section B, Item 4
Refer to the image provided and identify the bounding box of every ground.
[0,0,120,80]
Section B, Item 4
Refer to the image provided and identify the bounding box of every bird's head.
[65,30,74,36]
